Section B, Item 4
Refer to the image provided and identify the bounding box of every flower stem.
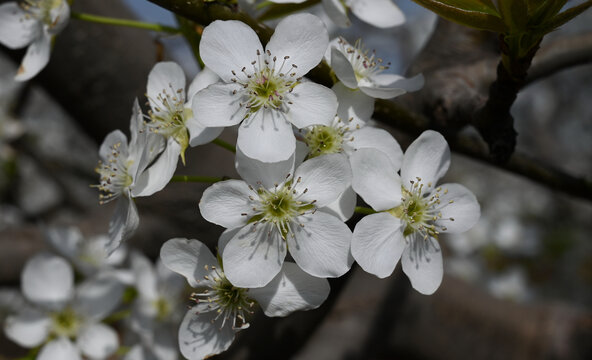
[171,175,224,183]
[212,138,236,153]
[354,206,376,215]
[70,12,181,34]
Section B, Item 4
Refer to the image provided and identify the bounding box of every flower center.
[191,265,255,330]
[388,177,451,240]
[246,178,316,239]
[230,49,300,117]
[338,38,390,82]
[20,0,62,26]
[50,307,81,338]
[94,142,133,204]
[152,297,171,322]
[146,86,190,163]
[304,125,344,157]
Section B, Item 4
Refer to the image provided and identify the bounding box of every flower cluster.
[2,6,482,360]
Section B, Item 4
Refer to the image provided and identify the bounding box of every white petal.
[47,0,70,35]
[321,0,351,28]
[330,47,358,89]
[3,311,50,347]
[178,307,238,360]
[77,323,119,360]
[187,119,223,147]
[0,3,40,49]
[270,0,307,3]
[349,127,403,168]
[287,82,337,128]
[38,338,80,360]
[132,138,180,197]
[15,31,51,81]
[123,345,152,360]
[266,13,328,78]
[130,252,158,300]
[401,130,450,188]
[146,62,186,117]
[235,145,295,189]
[349,148,401,211]
[45,226,84,262]
[294,153,352,207]
[106,196,139,255]
[199,180,256,229]
[359,73,424,99]
[22,253,73,308]
[352,212,406,278]
[350,0,405,28]
[129,101,166,177]
[333,82,374,123]
[401,236,444,295]
[192,82,247,127]
[200,20,263,82]
[160,238,218,288]
[218,228,240,255]
[249,262,330,317]
[223,224,286,288]
[319,186,357,221]
[187,67,220,100]
[73,277,124,321]
[287,212,353,278]
[152,325,180,360]
[434,183,480,233]
[237,109,296,163]
[99,130,128,163]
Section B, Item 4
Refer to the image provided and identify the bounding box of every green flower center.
[152,297,171,322]
[50,308,81,338]
[148,90,191,164]
[248,180,316,239]
[304,125,344,158]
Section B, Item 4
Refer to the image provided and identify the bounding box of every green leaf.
[412,0,506,32]
[527,0,567,26]
[498,0,528,31]
[542,0,592,33]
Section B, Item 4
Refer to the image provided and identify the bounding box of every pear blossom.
[160,238,330,360]
[145,63,223,167]
[326,37,424,100]
[200,150,353,288]
[127,252,186,360]
[193,13,337,162]
[350,131,480,294]
[95,100,166,254]
[3,253,124,360]
[45,226,132,283]
[0,0,69,81]
[321,0,405,28]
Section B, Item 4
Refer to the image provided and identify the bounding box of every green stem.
[171,175,224,183]
[70,12,181,34]
[212,138,236,153]
[354,206,376,215]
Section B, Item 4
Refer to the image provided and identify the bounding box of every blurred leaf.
[498,0,528,31]
[542,0,592,33]
[528,0,567,26]
[412,0,506,32]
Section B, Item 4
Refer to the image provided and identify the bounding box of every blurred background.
[0,1,590,359]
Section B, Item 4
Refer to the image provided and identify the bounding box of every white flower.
[128,251,186,360]
[3,253,124,360]
[326,37,424,99]
[160,238,330,360]
[95,100,167,254]
[145,62,223,166]
[199,150,353,288]
[350,130,480,294]
[45,226,132,282]
[0,0,69,81]
[193,13,337,162]
[321,0,405,28]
